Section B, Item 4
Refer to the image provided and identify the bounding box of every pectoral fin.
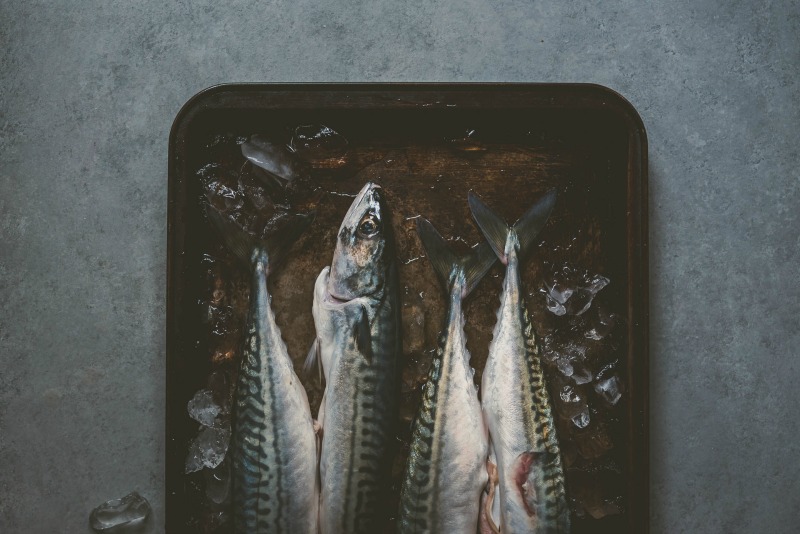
[354,304,373,363]
[303,337,323,383]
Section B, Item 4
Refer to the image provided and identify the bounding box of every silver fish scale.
[519,302,570,530]
[399,330,446,531]
[483,251,570,534]
[231,258,317,534]
[318,295,399,534]
[399,288,488,534]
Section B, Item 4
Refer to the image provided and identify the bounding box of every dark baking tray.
[167,83,648,533]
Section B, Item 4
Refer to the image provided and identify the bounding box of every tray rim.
[166,82,649,533]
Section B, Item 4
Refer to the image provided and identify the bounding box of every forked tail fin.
[205,205,315,272]
[467,189,557,265]
[416,217,496,298]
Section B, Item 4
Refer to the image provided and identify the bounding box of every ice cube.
[585,306,617,340]
[241,135,300,182]
[542,264,609,316]
[540,333,561,363]
[544,295,567,315]
[187,389,221,427]
[559,385,581,403]
[89,491,151,532]
[594,376,622,405]
[572,409,591,429]
[556,357,574,377]
[198,164,246,215]
[571,364,594,385]
[569,278,609,316]
[185,426,231,473]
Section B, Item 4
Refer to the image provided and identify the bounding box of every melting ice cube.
[185,426,231,474]
[241,135,300,182]
[198,164,245,214]
[89,491,151,532]
[572,409,591,429]
[556,357,574,377]
[542,264,609,316]
[542,282,572,316]
[559,385,581,403]
[594,376,622,405]
[187,389,221,427]
[570,364,594,385]
[585,306,618,341]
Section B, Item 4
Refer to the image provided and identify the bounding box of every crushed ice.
[585,306,617,341]
[89,491,151,532]
[241,135,300,182]
[542,264,609,316]
[570,363,594,385]
[559,384,581,403]
[556,357,574,377]
[187,389,221,427]
[185,386,231,474]
[185,427,231,474]
[594,376,622,405]
[572,410,591,429]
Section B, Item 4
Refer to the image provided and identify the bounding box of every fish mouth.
[317,267,359,309]
[325,290,351,305]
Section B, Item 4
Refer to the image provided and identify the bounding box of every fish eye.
[357,214,380,237]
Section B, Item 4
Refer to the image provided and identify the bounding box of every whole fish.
[310,182,400,534]
[398,218,496,533]
[469,190,570,534]
[207,208,319,534]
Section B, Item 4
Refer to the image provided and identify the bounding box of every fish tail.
[416,217,496,298]
[205,206,315,271]
[467,189,557,264]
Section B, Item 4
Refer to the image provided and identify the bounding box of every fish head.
[328,182,392,301]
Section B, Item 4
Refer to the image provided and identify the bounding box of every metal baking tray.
[167,83,648,533]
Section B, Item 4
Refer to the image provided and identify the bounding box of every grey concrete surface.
[0,1,797,532]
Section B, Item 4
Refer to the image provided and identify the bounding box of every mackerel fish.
[398,218,496,534]
[207,208,319,534]
[310,182,400,534]
[469,190,570,534]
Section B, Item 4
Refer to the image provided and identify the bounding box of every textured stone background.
[1,1,798,532]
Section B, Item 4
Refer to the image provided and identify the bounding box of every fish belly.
[400,349,488,533]
[231,306,318,533]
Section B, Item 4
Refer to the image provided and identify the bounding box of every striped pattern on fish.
[398,218,495,534]
[470,190,570,534]
[315,270,399,533]
[230,251,319,534]
[205,206,319,534]
[312,183,400,534]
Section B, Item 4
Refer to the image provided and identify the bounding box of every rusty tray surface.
[167,83,648,533]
